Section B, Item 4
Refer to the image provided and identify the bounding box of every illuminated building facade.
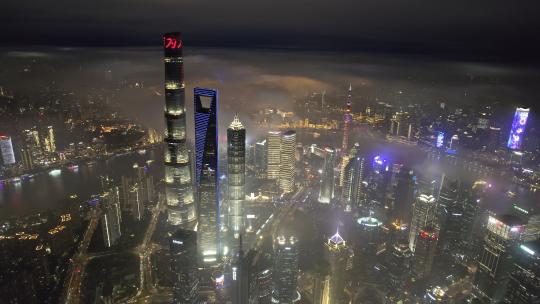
[411,226,438,279]
[436,131,445,148]
[42,126,56,153]
[101,187,122,248]
[504,240,540,303]
[318,147,336,204]
[272,235,300,303]
[408,194,437,252]
[227,114,246,236]
[0,135,16,165]
[170,229,199,304]
[194,87,219,263]
[279,130,296,193]
[266,131,281,180]
[342,83,352,152]
[507,107,529,150]
[325,230,349,304]
[342,150,365,211]
[474,214,525,302]
[162,32,196,225]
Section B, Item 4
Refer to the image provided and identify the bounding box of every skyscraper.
[279,130,296,194]
[272,235,300,303]
[194,87,219,263]
[411,226,438,279]
[42,126,56,153]
[504,240,540,303]
[341,84,352,152]
[507,107,530,150]
[162,32,196,226]
[394,167,415,226]
[266,131,281,180]
[318,147,336,204]
[325,229,349,304]
[101,187,122,248]
[474,214,525,302]
[0,135,16,165]
[255,139,267,173]
[170,229,200,304]
[227,114,246,237]
[408,194,437,252]
[342,151,365,211]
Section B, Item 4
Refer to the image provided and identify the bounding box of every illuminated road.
[62,209,101,304]
[252,186,309,251]
[131,194,170,302]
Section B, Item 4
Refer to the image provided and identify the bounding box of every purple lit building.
[507,107,529,150]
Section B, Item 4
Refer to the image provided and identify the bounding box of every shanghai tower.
[162,32,196,226]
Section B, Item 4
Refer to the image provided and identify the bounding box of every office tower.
[339,142,359,187]
[0,135,16,165]
[394,167,415,226]
[23,128,42,164]
[134,163,155,204]
[386,241,412,291]
[194,87,219,263]
[170,229,200,304]
[437,180,465,257]
[504,240,540,303]
[255,139,267,172]
[325,229,349,304]
[250,254,273,304]
[507,107,530,150]
[342,150,365,211]
[357,214,383,258]
[20,147,33,170]
[162,32,196,226]
[279,130,296,193]
[318,147,336,204]
[409,194,437,252]
[266,131,281,180]
[42,126,56,153]
[272,235,300,303]
[342,83,352,152]
[128,184,143,220]
[101,187,122,247]
[227,115,246,236]
[231,240,254,304]
[411,226,438,279]
[474,214,525,302]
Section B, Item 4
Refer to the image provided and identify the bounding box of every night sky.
[2,0,540,63]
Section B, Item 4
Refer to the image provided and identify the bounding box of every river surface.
[1,133,538,219]
[0,147,164,220]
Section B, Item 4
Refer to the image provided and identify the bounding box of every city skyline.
[1,4,540,301]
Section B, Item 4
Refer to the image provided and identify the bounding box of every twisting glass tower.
[194,87,219,263]
[227,114,246,237]
[162,32,196,225]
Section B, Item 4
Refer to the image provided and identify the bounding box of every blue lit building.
[194,87,219,263]
[507,107,529,150]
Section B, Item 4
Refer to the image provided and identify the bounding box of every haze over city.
[1,1,540,304]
